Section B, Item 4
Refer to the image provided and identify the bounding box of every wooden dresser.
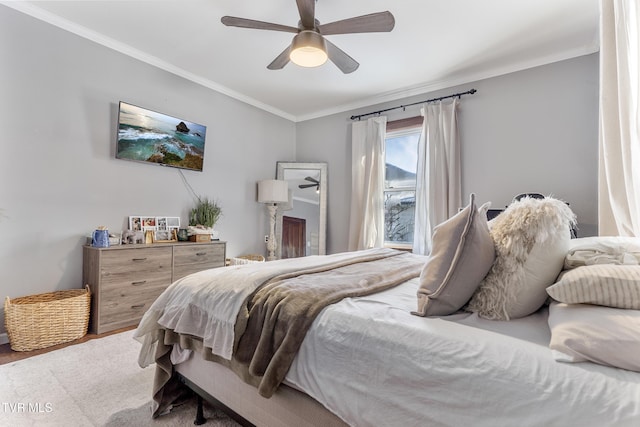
[83,241,226,334]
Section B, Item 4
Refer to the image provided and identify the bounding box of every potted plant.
[188,197,222,241]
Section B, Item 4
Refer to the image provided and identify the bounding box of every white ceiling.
[5,0,599,122]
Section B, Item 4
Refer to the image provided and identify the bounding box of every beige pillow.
[413,194,495,316]
[547,264,640,309]
[548,302,640,372]
[467,196,575,320]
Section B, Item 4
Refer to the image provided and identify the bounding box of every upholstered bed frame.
[175,350,347,427]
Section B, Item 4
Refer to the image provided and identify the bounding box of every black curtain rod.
[350,88,477,121]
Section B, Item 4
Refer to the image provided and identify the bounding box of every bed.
[135,196,640,427]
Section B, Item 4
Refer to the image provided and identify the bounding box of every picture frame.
[154,230,171,241]
[142,217,156,229]
[129,216,143,231]
[155,216,180,231]
[157,217,167,231]
[128,216,180,242]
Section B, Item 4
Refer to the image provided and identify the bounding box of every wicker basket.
[4,285,91,352]
[227,254,266,266]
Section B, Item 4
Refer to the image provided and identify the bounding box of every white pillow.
[568,236,640,251]
[564,236,640,269]
[467,196,575,320]
[547,264,640,309]
[548,302,640,372]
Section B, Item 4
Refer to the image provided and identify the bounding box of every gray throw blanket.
[233,250,425,397]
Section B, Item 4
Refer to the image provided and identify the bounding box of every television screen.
[116,101,206,172]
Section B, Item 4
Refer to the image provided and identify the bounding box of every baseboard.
[0,333,8,345]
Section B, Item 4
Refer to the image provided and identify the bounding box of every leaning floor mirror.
[275,162,327,259]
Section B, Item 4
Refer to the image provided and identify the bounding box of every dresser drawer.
[173,243,225,280]
[100,247,172,289]
[101,247,172,273]
[100,282,167,327]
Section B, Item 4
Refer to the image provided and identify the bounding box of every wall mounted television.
[116,101,207,172]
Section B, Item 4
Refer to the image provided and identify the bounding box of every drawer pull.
[131,304,145,309]
[132,257,147,262]
[196,252,207,256]
[131,280,147,286]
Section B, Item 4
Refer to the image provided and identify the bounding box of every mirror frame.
[275,162,327,258]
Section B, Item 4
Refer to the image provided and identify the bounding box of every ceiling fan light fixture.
[290,31,328,67]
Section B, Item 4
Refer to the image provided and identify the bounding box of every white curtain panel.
[413,99,461,254]
[599,0,640,236]
[348,117,387,250]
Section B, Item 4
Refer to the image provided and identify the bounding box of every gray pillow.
[413,193,495,316]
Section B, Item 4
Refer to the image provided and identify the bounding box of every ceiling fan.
[299,176,320,190]
[221,0,395,73]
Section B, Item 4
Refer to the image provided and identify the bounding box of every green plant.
[189,197,222,228]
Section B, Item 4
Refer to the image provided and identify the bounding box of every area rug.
[0,330,240,426]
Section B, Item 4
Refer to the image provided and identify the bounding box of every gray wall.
[0,8,295,334]
[296,54,599,254]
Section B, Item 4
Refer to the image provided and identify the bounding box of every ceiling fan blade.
[299,183,318,189]
[221,16,299,33]
[304,176,319,184]
[296,0,316,29]
[325,39,359,74]
[267,46,292,70]
[319,11,395,35]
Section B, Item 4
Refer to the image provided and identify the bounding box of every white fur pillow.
[466,196,576,320]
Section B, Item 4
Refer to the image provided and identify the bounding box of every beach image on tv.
[116,102,206,171]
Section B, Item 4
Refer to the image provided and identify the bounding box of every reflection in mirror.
[275,162,327,259]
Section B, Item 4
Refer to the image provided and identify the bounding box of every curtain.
[348,117,387,250]
[599,0,640,236]
[413,99,461,254]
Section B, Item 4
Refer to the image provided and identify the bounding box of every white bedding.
[136,248,400,364]
[285,278,640,427]
[138,247,640,426]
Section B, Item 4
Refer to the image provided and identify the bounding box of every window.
[384,124,421,247]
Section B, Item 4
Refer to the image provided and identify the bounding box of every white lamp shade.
[258,180,289,204]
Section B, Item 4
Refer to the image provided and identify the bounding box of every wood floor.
[0,325,135,366]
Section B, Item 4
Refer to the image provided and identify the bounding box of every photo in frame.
[129,216,143,231]
[142,217,156,229]
[155,217,179,242]
[167,217,180,228]
[157,217,167,231]
[154,230,171,241]
[154,216,180,231]
[128,216,180,242]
